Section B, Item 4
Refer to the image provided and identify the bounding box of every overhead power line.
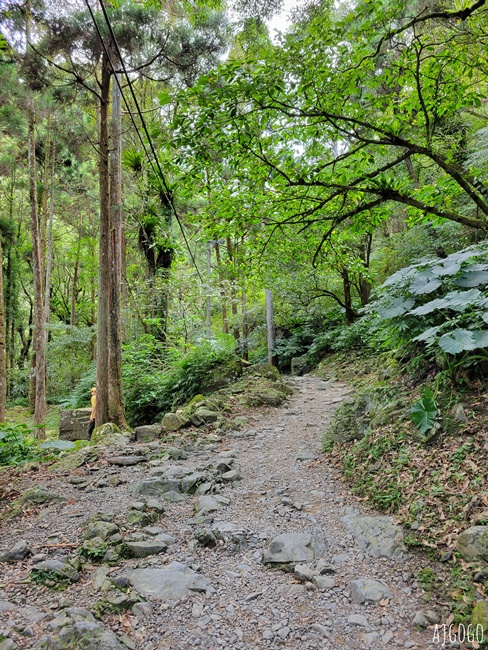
[84,0,203,282]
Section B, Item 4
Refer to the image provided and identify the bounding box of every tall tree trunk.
[26,1,46,434]
[226,237,240,342]
[95,51,111,427]
[359,233,373,307]
[214,241,228,334]
[40,117,51,282]
[5,170,17,389]
[70,237,80,326]
[342,271,355,326]
[266,289,277,367]
[108,75,126,428]
[241,285,248,361]
[0,237,6,421]
[44,141,55,346]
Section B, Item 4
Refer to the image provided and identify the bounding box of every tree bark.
[0,236,7,421]
[214,241,228,334]
[241,285,248,361]
[108,75,127,428]
[342,271,355,326]
[70,237,80,326]
[44,140,55,347]
[266,289,277,367]
[27,0,46,434]
[95,51,111,427]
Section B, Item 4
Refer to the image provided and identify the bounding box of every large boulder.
[161,413,185,432]
[245,363,281,381]
[134,425,162,442]
[191,408,220,427]
[456,526,488,561]
[31,560,80,585]
[124,562,212,600]
[91,423,131,446]
[199,356,243,393]
[291,355,312,376]
[349,579,392,603]
[342,514,406,560]
[59,408,92,441]
[263,533,326,565]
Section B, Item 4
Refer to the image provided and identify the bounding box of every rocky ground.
[0,376,453,649]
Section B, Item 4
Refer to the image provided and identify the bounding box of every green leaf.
[431,262,461,276]
[409,298,450,316]
[441,289,483,312]
[39,440,76,451]
[456,271,488,288]
[472,330,488,349]
[413,325,442,343]
[410,274,442,295]
[438,328,476,354]
[377,297,415,318]
[158,92,172,106]
[411,387,438,436]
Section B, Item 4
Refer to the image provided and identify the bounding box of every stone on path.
[263,532,326,565]
[348,614,368,627]
[162,413,185,431]
[106,456,147,466]
[296,450,317,461]
[342,514,406,559]
[83,521,119,541]
[313,575,336,591]
[132,477,180,497]
[0,540,32,562]
[349,579,392,603]
[456,526,488,561]
[412,609,440,629]
[125,541,168,558]
[31,560,80,584]
[194,495,230,514]
[192,408,220,426]
[125,562,212,600]
[32,607,124,649]
[294,564,314,582]
[134,425,162,442]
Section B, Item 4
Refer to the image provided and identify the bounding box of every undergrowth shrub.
[367,242,488,382]
[69,336,237,426]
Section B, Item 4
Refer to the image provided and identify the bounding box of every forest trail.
[0,376,443,649]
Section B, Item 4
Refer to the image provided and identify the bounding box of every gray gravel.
[0,376,446,649]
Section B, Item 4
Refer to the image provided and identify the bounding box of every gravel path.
[0,376,444,649]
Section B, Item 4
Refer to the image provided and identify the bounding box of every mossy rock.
[200,356,243,393]
[245,363,281,382]
[472,601,488,629]
[188,395,206,409]
[51,447,99,471]
[162,412,186,431]
[324,385,398,445]
[246,386,286,407]
[19,486,67,505]
[91,423,131,446]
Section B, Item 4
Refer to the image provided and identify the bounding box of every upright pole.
[206,241,212,338]
[266,289,276,367]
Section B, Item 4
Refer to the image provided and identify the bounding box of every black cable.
[84,0,203,282]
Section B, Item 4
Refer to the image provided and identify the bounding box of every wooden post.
[266,289,276,367]
[206,241,212,338]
